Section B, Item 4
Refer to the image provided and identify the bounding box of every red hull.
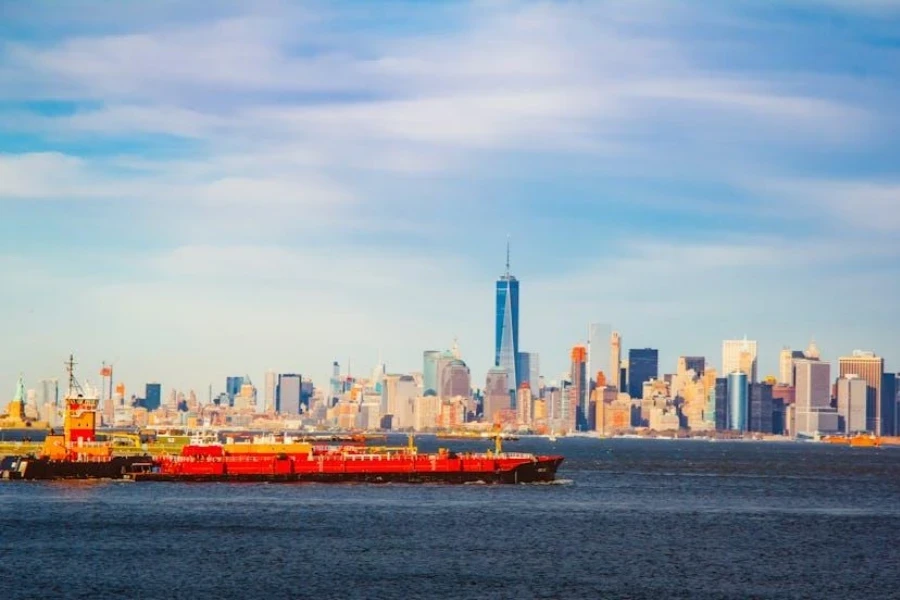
[133,452,564,484]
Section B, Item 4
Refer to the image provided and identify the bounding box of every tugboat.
[0,355,151,480]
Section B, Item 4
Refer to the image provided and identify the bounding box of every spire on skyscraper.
[505,234,510,277]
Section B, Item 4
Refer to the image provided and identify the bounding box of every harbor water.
[2,437,898,599]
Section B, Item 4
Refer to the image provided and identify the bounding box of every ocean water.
[2,437,899,600]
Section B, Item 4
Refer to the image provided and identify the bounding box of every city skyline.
[2,1,899,394]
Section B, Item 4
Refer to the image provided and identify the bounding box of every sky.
[1,0,899,398]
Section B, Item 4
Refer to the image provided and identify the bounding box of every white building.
[722,338,758,383]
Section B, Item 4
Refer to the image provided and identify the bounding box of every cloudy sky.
[1,0,898,397]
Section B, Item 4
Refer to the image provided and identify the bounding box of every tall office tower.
[715,377,728,430]
[328,361,342,401]
[837,376,867,434]
[483,367,510,423]
[619,360,628,393]
[38,378,60,427]
[225,376,243,406]
[722,339,758,383]
[380,374,417,429]
[627,349,658,400]
[423,350,441,395]
[881,373,897,436]
[495,240,520,392]
[570,345,588,431]
[527,353,540,397]
[779,348,794,385]
[678,356,706,377]
[794,359,835,436]
[609,332,622,391]
[516,352,532,396]
[264,370,277,413]
[838,351,884,433]
[276,374,302,414]
[748,382,773,433]
[726,372,748,432]
[145,383,162,411]
[439,359,471,399]
[516,384,533,426]
[588,323,612,388]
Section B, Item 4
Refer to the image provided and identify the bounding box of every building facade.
[628,348,659,400]
[726,372,748,432]
[276,374,302,415]
[838,351,884,434]
[837,376,867,434]
[722,339,758,383]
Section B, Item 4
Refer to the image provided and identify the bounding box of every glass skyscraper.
[495,244,520,392]
[727,371,748,431]
[627,348,658,400]
[145,383,162,411]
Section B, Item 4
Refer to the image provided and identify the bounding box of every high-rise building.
[779,347,794,385]
[588,323,612,389]
[628,349,658,400]
[483,368,510,423]
[838,351,884,433]
[277,374,302,415]
[264,370,277,413]
[678,356,706,377]
[225,376,243,407]
[794,359,837,437]
[881,373,897,436]
[722,339,758,383]
[381,374,417,430]
[748,382,773,434]
[726,372,748,432]
[837,376,867,434]
[145,383,162,412]
[495,241,520,391]
[423,351,441,395]
[439,359,471,399]
[715,377,728,430]
[570,345,588,431]
[516,352,532,396]
[609,332,622,391]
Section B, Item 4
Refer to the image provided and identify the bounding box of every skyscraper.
[726,371,748,432]
[837,376,867,434]
[609,332,621,391]
[779,347,793,385]
[794,359,836,437]
[225,376,243,407]
[516,352,540,397]
[264,370,277,413]
[277,374,302,415]
[587,323,612,387]
[483,367,510,423]
[145,383,162,412]
[570,345,588,431]
[722,339,758,383]
[880,373,896,436]
[628,348,658,400]
[838,351,884,433]
[423,350,441,395]
[748,382,773,433]
[678,356,706,377]
[495,241,519,392]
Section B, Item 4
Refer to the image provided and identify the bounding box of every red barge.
[132,436,564,484]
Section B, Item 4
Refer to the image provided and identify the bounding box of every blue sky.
[1,0,898,396]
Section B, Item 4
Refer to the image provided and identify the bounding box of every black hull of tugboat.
[0,455,153,480]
